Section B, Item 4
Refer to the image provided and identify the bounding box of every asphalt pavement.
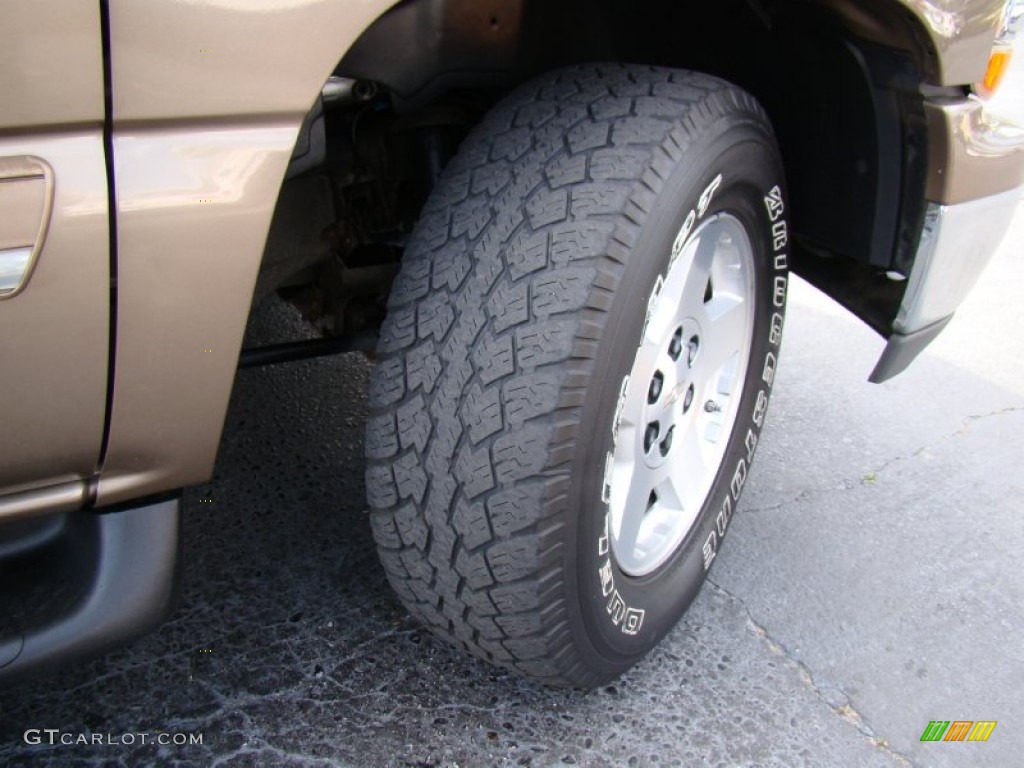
[2,54,1023,768]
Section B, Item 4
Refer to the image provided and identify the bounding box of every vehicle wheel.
[366,64,788,686]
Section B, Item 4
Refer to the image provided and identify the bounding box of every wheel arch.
[338,0,940,333]
[95,0,961,505]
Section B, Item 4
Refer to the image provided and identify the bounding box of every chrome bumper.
[870,92,1024,383]
[871,187,1021,381]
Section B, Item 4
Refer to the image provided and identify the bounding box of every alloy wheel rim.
[607,213,756,577]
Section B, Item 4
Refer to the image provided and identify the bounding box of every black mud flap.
[0,498,180,685]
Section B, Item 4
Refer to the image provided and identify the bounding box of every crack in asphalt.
[191,678,381,766]
[210,742,340,768]
[741,406,1024,515]
[704,579,920,768]
[867,406,1023,478]
[740,486,838,515]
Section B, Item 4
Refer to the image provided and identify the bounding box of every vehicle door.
[0,2,111,513]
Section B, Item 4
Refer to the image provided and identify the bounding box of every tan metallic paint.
[0,480,86,524]
[99,0,399,504]
[925,98,1024,203]
[0,172,47,251]
[0,1,105,129]
[98,122,299,503]
[102,0,1006,118]
[108,0,399,122]
[0,134,110,491]
[0,3,108,504]
[895,0,1007,84]
[0,157,54,299]
[820,1,1005,85]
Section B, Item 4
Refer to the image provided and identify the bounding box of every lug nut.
[687,335,699,366]
[659,425,674,456]
[648,371,664,404]
[668,328,683,361]
[644,422,659,453]
[682,384,695,413]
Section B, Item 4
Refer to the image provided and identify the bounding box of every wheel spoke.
[615,462,662,567]
[697,295,747,388]
[644,274,682,346]
[617,347,658,431]
[678,230,717,316]
[667,416,710,509]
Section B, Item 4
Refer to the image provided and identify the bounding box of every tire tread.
[367,64,770,686]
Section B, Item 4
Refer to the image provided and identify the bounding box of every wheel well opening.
[256,0,934,351]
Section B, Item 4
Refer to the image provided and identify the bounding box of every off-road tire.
[366,64,788,686]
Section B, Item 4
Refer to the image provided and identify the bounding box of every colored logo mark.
[920,720,997,742]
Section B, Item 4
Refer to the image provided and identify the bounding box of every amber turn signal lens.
[978,49,1013,98]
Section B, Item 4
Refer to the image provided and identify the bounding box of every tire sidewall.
[566,117,789,670]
